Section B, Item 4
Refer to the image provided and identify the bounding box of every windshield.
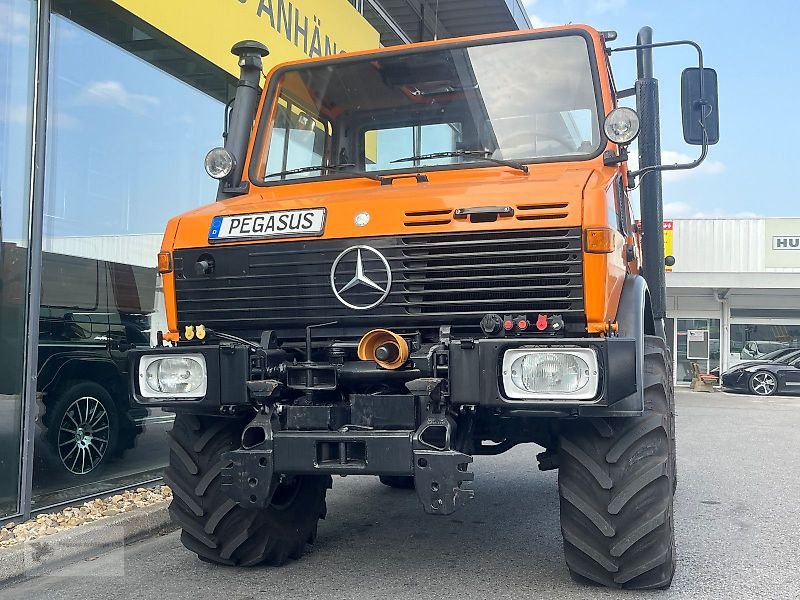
[252,32,602,184]
[755,342,789,355]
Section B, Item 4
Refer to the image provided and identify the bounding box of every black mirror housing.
[681,67,719,145]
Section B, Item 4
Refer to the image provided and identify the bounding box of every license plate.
[208,208,326,241]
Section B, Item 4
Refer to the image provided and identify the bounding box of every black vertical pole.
[635,26,666,338]
[20,0,51,521]
[218,41,269,200]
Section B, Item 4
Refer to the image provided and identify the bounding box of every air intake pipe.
[217,40,269,200]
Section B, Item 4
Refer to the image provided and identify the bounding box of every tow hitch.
[221,408,277,508]
[408,378,475,515]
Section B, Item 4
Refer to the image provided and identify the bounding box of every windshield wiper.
[390,150,529,174]
[263,163,386,183]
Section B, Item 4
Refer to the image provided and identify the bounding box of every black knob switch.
[480,313,503,335]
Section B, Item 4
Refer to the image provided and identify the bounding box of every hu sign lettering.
[765,219,800,268]
[773,236,800,250]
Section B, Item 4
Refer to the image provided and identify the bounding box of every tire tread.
[558,335,676,590]
[167,414,330,566]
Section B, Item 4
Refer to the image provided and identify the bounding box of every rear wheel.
[164,414,330,566]
[378,475,415,489]
[557,335,676,589]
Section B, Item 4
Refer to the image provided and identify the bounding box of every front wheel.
[46,381,120,475]
[749,371,777,396]
[164,414,331,566]
[557,335,676,589]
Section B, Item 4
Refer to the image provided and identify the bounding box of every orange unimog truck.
[130,25,718,589]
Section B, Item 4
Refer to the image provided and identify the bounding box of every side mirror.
[681,67,720,145]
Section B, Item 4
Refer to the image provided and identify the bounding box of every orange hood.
[166,165,597,251]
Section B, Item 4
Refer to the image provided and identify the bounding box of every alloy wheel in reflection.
[750,372,777,396]
[57,396,110,475]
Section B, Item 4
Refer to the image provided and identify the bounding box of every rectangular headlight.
[138,354,207,399]
[501,348,599,400]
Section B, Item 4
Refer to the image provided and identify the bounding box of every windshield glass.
[253,33,602,183]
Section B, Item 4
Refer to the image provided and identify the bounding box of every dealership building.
[0,0,531,523]
[665,218,800,384]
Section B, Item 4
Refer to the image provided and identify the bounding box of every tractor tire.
[164,413,331,566]
[378,475,415,489]
[557,335,676,589]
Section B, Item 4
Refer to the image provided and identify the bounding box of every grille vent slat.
[515,202,570,222]
[404,208,453,228]
[174,228,585,336]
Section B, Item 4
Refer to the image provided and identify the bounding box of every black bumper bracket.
[221,410,276,508]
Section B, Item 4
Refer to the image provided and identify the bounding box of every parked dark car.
[1,242,159,476]
[721,348,800,396]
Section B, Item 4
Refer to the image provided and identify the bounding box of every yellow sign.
[663,220,674,272]
[110,0,380,76]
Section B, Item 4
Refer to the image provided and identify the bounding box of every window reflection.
[0,0,36,519]
[32,14,222,508]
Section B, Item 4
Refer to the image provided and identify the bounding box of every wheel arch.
[612,275,661,414]
[39,357,126,423]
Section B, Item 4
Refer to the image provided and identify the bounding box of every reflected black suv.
[1,243,158,475]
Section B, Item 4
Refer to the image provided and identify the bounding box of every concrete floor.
[3,390,800,600]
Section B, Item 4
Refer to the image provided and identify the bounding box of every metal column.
[635,26,667,338]
[19,0,51,521]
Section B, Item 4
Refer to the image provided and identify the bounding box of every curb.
[0,500,176,584]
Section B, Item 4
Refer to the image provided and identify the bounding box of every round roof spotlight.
[604,107,641,145]
[204,147,235,180]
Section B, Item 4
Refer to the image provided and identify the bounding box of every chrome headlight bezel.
[501,347,599,400]
[138,354,208,399]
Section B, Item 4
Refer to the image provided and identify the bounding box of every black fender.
[601,275,658,415]
[38,352,124,399]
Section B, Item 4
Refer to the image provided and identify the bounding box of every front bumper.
[131,334,641,515]
[129,336,640,416]
[720,370,748,389]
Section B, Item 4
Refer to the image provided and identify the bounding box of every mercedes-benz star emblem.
[330,245,392,310]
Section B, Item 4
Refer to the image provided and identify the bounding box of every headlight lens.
[139,354,207,398]
[502,348,599,400]
[603,107,640,144]
[204,147,234,180]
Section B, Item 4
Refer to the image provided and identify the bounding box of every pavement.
[2,390,799,600]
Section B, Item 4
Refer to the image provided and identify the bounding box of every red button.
[517,319,528,330]
[536,314,548,331]
[503,320,514,330]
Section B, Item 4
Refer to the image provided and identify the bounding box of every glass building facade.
[0,0,36,519]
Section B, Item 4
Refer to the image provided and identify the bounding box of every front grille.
[174,228,584,339]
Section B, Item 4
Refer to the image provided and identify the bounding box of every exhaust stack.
[218,40,269,199]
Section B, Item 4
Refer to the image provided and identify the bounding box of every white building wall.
[671,219,765,272]
[41,234,163,267]
[671,218,800,274]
